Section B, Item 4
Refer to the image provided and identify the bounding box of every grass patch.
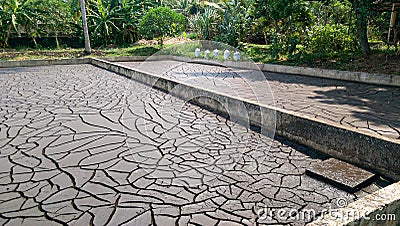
[1,42,399,75]
[0,45,164,61]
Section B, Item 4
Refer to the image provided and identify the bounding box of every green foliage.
[187,33,198,40]
[0,0,36,47]
[0,0,394,57]
[0,0,75,47]
[139,6,186,46]
[214,0,253,47]
[188,0,254,47]
[307,24,355,53]
[115,0,156,44]
[86,0,156,46]
[161,0,202,17]
[87,0,121,45]
[251,0,312,55]
[189,8,219,40]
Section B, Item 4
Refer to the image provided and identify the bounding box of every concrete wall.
[0,58,90,68]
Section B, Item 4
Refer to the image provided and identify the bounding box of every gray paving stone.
[306,158,377,192]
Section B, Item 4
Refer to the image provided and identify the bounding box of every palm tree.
[80,0,91,54]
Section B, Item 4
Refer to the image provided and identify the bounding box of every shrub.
[139,7,186,46]
[189,8,219,40]
[307,24,356,53]
[214,11,240,46]
[187,33,198,40]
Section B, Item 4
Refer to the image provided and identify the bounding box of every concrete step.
[306,158,377,192]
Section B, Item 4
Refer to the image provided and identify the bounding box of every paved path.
[0,64,384,225]
[120,60,400,140]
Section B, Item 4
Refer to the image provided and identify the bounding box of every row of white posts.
[194,48,240,61]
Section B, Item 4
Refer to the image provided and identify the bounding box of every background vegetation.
[0,0,399,74]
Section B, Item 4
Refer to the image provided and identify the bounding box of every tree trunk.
[353,0,371,55]
[80,0,91,54]
[55,32,60,49]
[4,25,12,47]
[32,36,38,48]
[357,22,370,55]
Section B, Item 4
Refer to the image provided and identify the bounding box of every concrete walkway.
[119,60,400,141]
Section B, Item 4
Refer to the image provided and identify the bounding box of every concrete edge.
[112,55,400,87]
[0,58,91,68]
[259,64,400,88]
[1,56,398,87]
[99,56,149,62]
[308,181,400,225]
[90,58,400,181]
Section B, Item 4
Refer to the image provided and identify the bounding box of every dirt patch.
[163,37,190,44]
[135,37,190,45]
[298,53,400,76]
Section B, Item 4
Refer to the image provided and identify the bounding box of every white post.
[213,49,219,58]
[195,48,200,58]
[223,50,230,60]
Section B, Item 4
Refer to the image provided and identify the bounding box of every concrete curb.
[99,56,148,62]
[0,58,91,68]
[110,55,400,87]
[90,58,400,181]
[308,181,400,225]
[260,64,400,88]
[1,56,398,87]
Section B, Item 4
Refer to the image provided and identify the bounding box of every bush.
[189,8,219,40]
[307,24,356,53]
[214,11,240,46]
[139,7,186,46]
[187,33,198,40]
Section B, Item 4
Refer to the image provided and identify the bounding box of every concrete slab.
[306,158,377,192]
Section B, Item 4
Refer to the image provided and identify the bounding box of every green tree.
[113,0,156,44]
[350,0,373,55]
[309,0,374,55]
[80,0,91,53]
[87,0,120,46]
[252,0,312,57]
[34,0,76,48]
[0,0,37,47]
[214,0,254,46]
[70,0,93,52]
[139,6,186,46]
